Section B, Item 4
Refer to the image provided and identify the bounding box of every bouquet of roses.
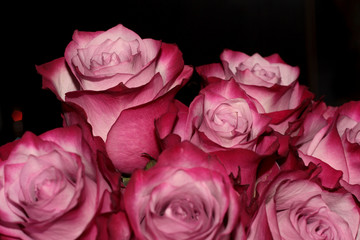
[1,24,359,240]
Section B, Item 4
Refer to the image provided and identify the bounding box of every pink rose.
[295,101,360,186]
[124,142,243,240]
[248,167,360,239]
[37,24,193,173]
[156,79,274,153]
[154,79,281,202]
[197,50,313,134]
[0,126,109,240]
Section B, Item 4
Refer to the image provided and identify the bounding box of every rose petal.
[298,151,343,189]
[66,73,164,141]
[26,177,98,240]
[196,63,226,81]
[220,49,250,77]
[36,57,78,101]
[156,42,185,84]
[212,148,262,199]
[106,89,178,173]
[156,141,227,175]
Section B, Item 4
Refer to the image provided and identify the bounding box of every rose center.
[250,63,280,82]
[210,100,251,136]
[213,109,238,129]
[31,167,65,202]
[90,52,121,69]
[293,206,337,239]
[347,122,360,144]
[164,198,200,222]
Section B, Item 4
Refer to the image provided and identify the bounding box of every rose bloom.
[156,79,275,153]
[197,50,313,134]
[247,167,360,240]
[295,101,360,186]
[0,126,109,240]
[37,24,193,173]
[124,142,243,240]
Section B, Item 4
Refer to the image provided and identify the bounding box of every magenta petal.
[0,225,31,240]
[66,91,126,141]
[36,57,78,101]
[107,211,132,240]
[343,138,360,184]
[161,65,193,95]
[122,57,157,88]
[88,24,142,45]
[156,42,185,83]
[66,73,165,142]
[255,136,280,156]
[106,89,178,173]
[154,142,228,178]
[298,151,343,189]
[213,148,262,199]
[220,49,250,77]
[247,204,273,240]
[196,63,226,81]
[70,29,103,48]
[264,53,286,64]
[93,211,131,240]
[310,124,349,180]
[0,140,18,161]
[155,108,178,139]
[171,100,190,138]
[339,101,360,122]
[190,130,226,152]
[341,179,360,202]
[160,134,181,150]
[40,126,85,155]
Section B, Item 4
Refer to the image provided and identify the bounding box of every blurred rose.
[295,101,360,186]
[197,50,313,134]
[124,142,243,240]
[37,24,193,173]
[0,126,109,240]
[248,167,360,240]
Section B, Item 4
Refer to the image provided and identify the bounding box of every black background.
[1,0,359,144]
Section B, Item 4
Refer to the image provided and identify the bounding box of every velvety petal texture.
[0,126,109,240]
[124,142,242,240]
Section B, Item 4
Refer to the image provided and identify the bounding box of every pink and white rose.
[197,50,314,134]
[0,126,109,240]
[156,79,274,153]
[248,167,360,239]
[124,142,243,240]
[295,101,360,186]
[37,24,193,173]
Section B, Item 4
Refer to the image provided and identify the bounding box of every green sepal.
[142,153,157,170]
[122,176,131,187]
